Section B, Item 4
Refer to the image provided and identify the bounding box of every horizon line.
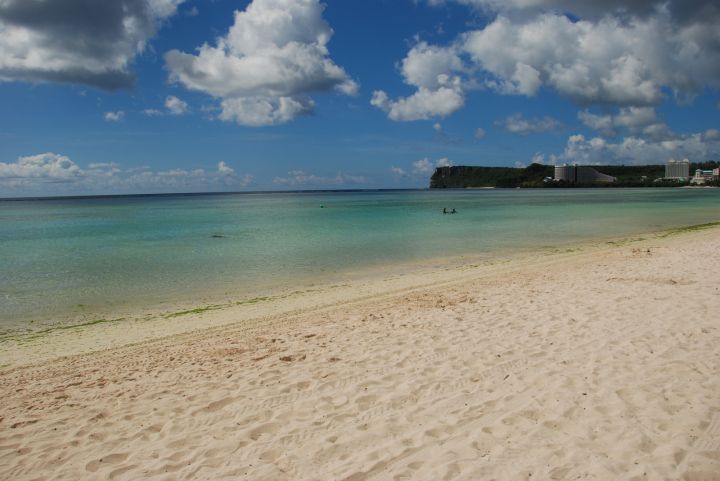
[0,188,431,202]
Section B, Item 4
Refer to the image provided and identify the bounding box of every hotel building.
[665,159,690,179]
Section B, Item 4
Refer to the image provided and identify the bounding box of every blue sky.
[0,0,719,196]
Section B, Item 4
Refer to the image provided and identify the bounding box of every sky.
[0,0,719,196]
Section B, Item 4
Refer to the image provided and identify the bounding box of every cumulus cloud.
[462,14,675,106]
[391,166,408,177]
[217,161,235,175]
[413,158,433,174]
[371,77,464,121]
[104,111,125,122]
[412,157,453,174]
[165,0,357,126]
[546,130,720,165]
[530,152,545,164]
[702,128,720,141]
[0,153,254,194]
[430,1,720,25]
[371,42,465,121]
[143,95,190,116]
[0,153,81,182]
[219,97,313,127]
[577,110,616,137]
[474,127,486,139]
[0,0,184,90]
[496,113,561,134]
[272,170,366,186]
[165,95,189,115]
[578,107,673,139]
[390,1,720,123]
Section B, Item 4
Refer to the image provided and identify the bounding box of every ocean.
[1,188,718,331]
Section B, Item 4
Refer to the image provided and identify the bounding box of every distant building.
[691,169,717,184]
[554,165,616,183]
[665,159,690,179]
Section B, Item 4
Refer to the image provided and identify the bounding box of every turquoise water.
[1,188,718,329]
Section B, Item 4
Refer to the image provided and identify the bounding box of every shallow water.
[1,188,718,328]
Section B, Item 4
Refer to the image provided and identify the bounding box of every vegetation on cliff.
[430,162,719,188]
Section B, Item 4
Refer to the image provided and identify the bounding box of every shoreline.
[1,220,718,369]
[4,188,719,334]
[0,219,668,335]
[1,223,718,480]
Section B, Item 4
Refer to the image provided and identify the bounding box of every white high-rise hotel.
[665,159,690,179]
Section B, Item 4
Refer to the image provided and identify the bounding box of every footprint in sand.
[248,422,280,441]
[109,464,137,480]
[85,452,129,472]
[194,396,234,414]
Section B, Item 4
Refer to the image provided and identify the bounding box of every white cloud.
[217,161,235,175]
[371,42,465,121]
[578,107,673,139]
[404,1,720,115]
[702,129,720,141]
[496,113,561,134]
[0,153,82,181]
[401,41,464,89]
[474,127,486,139]
[412,157,453,174]
[371,79,464,121]
[272,170,366,186]
[391,166,408,177]
[165,95,189,115]
[614,107,659,129]
[219,97,313,127]
[143,95,190,116]
[530,152,545,164]
[104,111,125,122]
[0,153,255,194]
[237,174,255,187]
[429,1,719,24]
[0,0,185,89]
[413,158,434,174]
[548,131,720,165]
[578,110,616,136]
[462,15,675,106]
[165,0,357,126]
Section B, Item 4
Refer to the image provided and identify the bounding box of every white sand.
[1,227,719,481]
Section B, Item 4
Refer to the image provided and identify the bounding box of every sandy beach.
[1,225,719,481]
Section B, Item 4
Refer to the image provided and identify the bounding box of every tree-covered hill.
[430,162,719,188]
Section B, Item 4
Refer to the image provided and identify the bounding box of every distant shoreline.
[430,162,720,188]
